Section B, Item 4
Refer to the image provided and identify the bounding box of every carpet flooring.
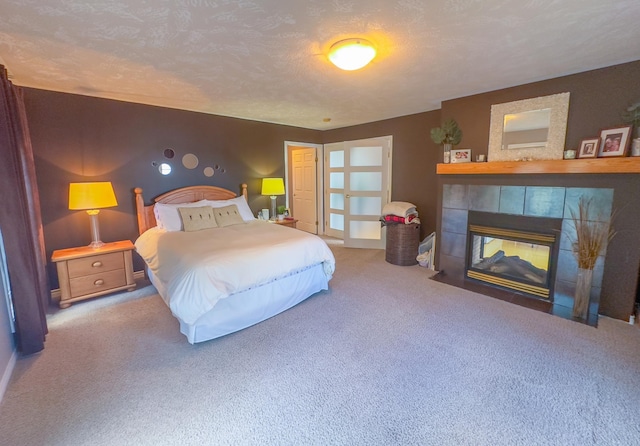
[0,244,639,445]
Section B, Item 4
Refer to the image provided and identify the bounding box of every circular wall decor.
[163,148,175,159]
[203,167,215,177]
[182,153,199,169]
[159,163,172,175]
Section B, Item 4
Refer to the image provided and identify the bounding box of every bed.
[133,184,335,344]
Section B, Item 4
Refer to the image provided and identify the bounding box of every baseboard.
[0,350,17,404]
[50,270,146,300]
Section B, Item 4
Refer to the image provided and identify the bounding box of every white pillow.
[207,196,255,222]
[154,200,209,231]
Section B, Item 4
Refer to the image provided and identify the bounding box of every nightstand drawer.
[67,252,124,278]
[69,269,127,298]
[52,240,136,308]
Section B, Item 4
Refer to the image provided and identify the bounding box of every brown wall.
[22,89,322,284]
[441,60,640,158]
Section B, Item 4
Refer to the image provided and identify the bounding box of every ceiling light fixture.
[328,38,376,71]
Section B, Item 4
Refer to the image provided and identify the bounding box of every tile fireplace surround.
[435,157,640,326]
[437,183,612,326]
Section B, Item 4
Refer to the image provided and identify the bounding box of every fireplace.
[436,183,617,326]
[465,211,561,300]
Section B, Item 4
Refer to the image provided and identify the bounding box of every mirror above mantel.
[488,92,570,161]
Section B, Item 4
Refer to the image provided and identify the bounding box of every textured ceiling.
[0,0,639,130]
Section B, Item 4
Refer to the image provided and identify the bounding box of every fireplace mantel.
[436,157,640,175]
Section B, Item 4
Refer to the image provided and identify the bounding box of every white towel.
[382,201,417,218]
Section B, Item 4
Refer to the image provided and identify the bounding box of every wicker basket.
[385,223,420,266]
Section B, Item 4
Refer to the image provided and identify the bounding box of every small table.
[51,240,136,308]
[274,218,298,229]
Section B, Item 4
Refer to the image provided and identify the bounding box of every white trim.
[0,350,17,404]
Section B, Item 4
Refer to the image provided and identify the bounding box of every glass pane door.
[325,142,345,238]
[345,137,391,249]
[324,137,392,248]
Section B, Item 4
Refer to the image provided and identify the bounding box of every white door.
[291,146,317,233]
[324,136,392,249]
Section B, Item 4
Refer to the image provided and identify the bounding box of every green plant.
[276,204,286,215]
[430,118,463,145]
[569,197,616,270]
[622,101,640,127]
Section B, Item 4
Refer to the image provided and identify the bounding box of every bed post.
[134,187,148,235]
[241,183,248,201]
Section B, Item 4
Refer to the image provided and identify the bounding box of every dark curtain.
[0,65,49,354]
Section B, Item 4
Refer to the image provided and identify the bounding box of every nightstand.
[274,218,298,229]
[51,240,136,308]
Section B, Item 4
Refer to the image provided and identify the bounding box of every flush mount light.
[328,38,376,71]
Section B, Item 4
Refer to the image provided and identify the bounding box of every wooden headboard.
[134,184,248,235]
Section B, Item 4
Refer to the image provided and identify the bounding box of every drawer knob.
[92,261,103,268]
[94,279,105,286]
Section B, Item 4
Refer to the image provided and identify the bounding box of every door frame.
[284,141,324,234]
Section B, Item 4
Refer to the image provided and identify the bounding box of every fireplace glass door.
[467,225,556,299]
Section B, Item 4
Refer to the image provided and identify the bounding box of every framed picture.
[450,148,471,163]
[597,125,632,157]
[577,137,599,158]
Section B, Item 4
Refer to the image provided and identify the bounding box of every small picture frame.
[577,137,599,159]
[450,148,472,163]
[597,125,632,157]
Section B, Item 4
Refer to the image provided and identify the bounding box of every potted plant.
[622,101,640,138]
[569,197,616,321]
[430,118,463,163]
[623,101,640,156]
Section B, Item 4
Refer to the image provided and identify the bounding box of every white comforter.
[135,221,335,325]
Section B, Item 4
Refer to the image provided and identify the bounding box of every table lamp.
[261,178,285,220]
[69,182,118,248]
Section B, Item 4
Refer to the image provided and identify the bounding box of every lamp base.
[270,196,277,221]
[88,210,105,249]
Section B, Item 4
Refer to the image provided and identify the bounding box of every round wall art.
[182,153,199,169]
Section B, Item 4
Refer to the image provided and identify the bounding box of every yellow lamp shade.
[261,178,285,196]
[328,38,377,71]
[69,182,118,210]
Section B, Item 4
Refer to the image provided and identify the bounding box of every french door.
[324,136,392,249]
